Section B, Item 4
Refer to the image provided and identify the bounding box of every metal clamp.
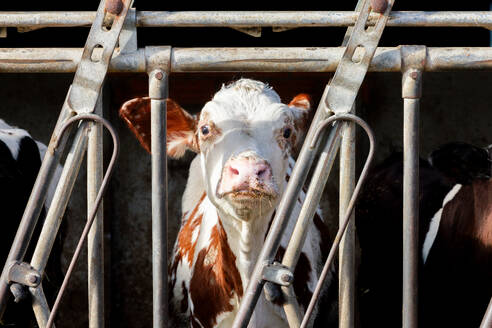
[262,262,294,287]
[8,262,41,288]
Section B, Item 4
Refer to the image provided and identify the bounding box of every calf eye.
[283,127,292,139]
[201,125,210,136]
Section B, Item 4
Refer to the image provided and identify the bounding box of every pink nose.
[218,156,273,195]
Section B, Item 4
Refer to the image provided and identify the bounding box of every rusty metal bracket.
[324,0,395,115]
[262,262,294,287]
[7,262,41,288]
[67,0,132,113]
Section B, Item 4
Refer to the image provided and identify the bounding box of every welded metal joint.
[262,262,294,287]
[401,45,427,99]
[7,262,41,288]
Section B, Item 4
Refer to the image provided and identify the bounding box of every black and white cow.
[355,142,492,328]
[0,119,63,327]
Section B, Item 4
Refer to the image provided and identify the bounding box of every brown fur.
[189,220,243,328]
[119,97,197,155]
[177,193,206,266]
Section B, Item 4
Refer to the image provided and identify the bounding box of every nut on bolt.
[155,71,164,80]
[28,274,39,285]
[370,0,388,13]
[105,0,124,16]
[281,273,293,284]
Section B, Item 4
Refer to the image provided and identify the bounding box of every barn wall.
[0,69,490,326]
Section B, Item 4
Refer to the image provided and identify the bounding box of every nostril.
[257,169,266,177]
[229,166,240,176]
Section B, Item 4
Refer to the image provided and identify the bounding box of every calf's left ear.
[119,97,198,158]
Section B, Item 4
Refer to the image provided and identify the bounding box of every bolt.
[370,0,388,14]
[281,273,293,284]
[105,0,123,16]
[28,274,39,285]
[155,71,164,80]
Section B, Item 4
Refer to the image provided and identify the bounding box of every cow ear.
[288,94,312,150]
[166,99,199,158]
[119,97,198,158]
[119,97,152,153]
[288,93,312,132]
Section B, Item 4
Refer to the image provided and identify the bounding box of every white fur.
[422,184,462,263]
[170,79,326,327]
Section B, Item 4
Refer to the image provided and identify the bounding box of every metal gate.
[0,1,491,327]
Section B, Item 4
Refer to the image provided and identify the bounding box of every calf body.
[120,79,333,327]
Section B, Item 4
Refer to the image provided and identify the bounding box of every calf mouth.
[221,188,277,203]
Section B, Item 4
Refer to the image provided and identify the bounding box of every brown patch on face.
[189,220,243,328]
[177,193,206,266]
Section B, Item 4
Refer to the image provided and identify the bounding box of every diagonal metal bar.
[0,0,132,322]
[46,114,120,328]
[232,1,394,327]
[299,114,375,328]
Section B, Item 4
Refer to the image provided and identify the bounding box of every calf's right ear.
[119,97,199,158]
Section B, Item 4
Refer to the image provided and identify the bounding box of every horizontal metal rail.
[1,11,492,28]
[0,47,491,73]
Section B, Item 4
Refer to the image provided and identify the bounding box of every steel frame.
[0,5,491,328]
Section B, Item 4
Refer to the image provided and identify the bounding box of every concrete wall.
[0,70,490,326]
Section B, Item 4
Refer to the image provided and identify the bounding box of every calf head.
[120,79,311,223]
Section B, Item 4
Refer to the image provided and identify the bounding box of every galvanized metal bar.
[46,114,120,328]
[1,11,492,28]
[300,114,376,328]
[30,124,89,274]
[0,47,491,73]
[87,94,104,328]
[401,45,425,328]
[280,284,303,327]
[234,2,392,325]
[231,87,334,328]
[30,284,54,328]
[149,69,169,328]
[280,121,345,326]
[480,296,492,328]
[339,106,356,328]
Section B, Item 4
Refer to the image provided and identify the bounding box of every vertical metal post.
[401,45,425,328]
[87,93,104,328]
[339,105,356,328]
[480,297,492,328]
[149,69,169,328]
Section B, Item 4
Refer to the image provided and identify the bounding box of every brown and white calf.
[120,79,333,327]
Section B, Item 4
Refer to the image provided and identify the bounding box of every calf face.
[120,79,311,223]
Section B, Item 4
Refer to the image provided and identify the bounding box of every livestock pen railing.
[0,2,491,328]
